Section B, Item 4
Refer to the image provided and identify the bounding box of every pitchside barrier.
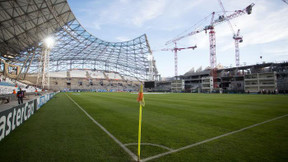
[0,92,58,141]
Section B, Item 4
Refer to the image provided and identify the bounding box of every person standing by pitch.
[17,88,24,104]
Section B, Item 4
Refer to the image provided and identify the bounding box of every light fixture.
[43,36,55,49]
[3,54,14,58]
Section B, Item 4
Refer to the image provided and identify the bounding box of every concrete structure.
[201,76,213,93]
[181,62,288,93]
[171,80,185,92]
[244,72,277,93]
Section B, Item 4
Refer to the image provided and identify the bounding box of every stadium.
[0,0,288,161]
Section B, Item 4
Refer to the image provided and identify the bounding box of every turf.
[0,93,130,161]
[0,92,287,161]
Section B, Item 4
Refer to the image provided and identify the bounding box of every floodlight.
[3,54,14,58]
[44,36,55,49]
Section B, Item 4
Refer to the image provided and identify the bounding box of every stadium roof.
[0,0,157,80]
[0,0,74,57]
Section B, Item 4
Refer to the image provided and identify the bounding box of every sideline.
[65,93,138,161]
[130,92,170,95]
[141,113,288,162]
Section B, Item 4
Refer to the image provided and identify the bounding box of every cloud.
[161,0,202,18]
[233,1,288,46]
[92,22,101,30]
[264,47,288,55]
[93,0,168,27]
[78,0,205,30]
[131,0,167,26]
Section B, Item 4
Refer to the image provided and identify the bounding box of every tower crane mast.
[218,0,243,67]
[233,29,243,67]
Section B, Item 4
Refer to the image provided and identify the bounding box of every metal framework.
[36,46,50,89]
[155,43,197,77]
[0,0,157,81]
[217,0,243,67]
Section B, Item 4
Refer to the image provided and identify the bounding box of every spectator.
[17,88,24,104]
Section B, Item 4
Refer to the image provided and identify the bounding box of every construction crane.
[233,29,243,67]
[218,0,243,67]
[166,3,254,88]
[283,0,288,5]
[152,44,197,77]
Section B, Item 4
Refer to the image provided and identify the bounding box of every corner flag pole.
[138,104,143,161]
[137,84,145,161]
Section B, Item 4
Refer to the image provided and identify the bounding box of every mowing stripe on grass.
[66,94,138,161]
[141,113,288,162]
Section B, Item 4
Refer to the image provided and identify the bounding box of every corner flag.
[137,84,145,161]
[137,84,145,107]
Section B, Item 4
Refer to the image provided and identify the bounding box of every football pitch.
[0,92,288,161]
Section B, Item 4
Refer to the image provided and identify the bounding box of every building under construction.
[182,62,288,93]
[146,62,288,94]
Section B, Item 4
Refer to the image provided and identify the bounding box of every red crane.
[166,3,254,88]
[152,44,197,77]
[218,0,243,67]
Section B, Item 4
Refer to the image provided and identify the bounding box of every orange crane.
[152,44,197,77]
[166,3,254,88]
[218,0,243,67]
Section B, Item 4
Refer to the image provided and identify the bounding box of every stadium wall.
[0,92,57,141]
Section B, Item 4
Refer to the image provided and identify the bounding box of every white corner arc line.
[141,114,288,162]
[66,94,138,161]
[124,143,174,151]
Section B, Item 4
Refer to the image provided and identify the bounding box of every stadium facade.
[0,0,158,89]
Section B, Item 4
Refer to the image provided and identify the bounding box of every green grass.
[0,92,288,161]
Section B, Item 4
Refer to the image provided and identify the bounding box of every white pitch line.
[141,113,288,162]
[66,94,138,161]
[124,143,173,151]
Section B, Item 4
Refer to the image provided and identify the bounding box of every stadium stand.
[123,76,139,81]
[70,70,87,78]
[49,71,68,78]
[105,72,122,80]
[88,71,106,79]
[0,73,43,106]
[35,69,142,92]
[0,86,15,95]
